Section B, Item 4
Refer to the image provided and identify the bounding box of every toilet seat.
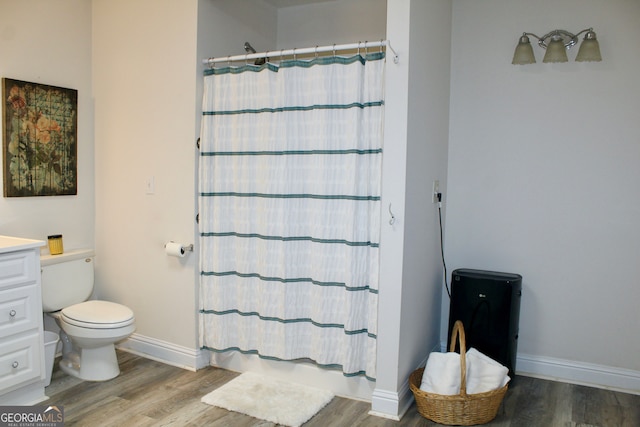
[61,300,134,329]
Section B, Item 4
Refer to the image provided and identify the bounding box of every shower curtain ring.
[357,41,361,56]
[315,45,319,58]
[365,41,368,56]
[333,44,336,57]
[245,53,249,65]
[293,47,297,61]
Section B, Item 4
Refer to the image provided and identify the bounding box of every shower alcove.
[94,0,451,420]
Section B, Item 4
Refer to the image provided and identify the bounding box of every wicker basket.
[409,320,508,425]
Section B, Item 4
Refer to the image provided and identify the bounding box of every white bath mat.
[201,372,334,427]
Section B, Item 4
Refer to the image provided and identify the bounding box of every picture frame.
[2,78,77,197]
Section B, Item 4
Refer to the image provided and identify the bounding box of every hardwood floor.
[43,351,640,426]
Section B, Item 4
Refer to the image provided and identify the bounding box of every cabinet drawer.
[0,251,37,290]
[0,285,39,337]
[0,333,42,391]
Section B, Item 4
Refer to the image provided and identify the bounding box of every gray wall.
[446,0,640,380]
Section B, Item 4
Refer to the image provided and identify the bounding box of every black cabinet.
[447,268,522,376]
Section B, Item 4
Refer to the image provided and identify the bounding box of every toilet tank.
[41,249,95,312]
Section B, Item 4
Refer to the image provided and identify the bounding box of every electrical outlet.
[432,180,440,203]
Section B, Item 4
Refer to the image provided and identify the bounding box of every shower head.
[244,41,266,65]
[244,42,256,54]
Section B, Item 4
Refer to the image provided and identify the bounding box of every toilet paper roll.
[165,242,185,258]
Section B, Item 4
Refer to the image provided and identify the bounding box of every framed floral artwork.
[2,78,77,197]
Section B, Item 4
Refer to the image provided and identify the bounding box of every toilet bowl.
[41,250,136,381]
[48,300,135,381]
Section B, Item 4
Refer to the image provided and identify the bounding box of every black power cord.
[437,192,451,299]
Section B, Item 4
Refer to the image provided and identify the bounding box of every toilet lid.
[61,300,134,329]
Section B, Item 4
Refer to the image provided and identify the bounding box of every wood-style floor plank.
[41,351,640,426]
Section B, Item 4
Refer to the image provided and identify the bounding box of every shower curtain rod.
[202,40,398,66]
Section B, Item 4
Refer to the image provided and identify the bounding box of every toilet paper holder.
[164,242,194,252]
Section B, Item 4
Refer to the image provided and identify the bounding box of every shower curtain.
[199,51,385,380]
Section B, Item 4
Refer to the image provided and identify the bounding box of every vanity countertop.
[0,235,45,254]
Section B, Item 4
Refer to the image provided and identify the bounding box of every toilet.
[41,249,135,381]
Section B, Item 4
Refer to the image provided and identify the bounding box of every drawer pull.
[12,361,19,369]
[9,309,16,317]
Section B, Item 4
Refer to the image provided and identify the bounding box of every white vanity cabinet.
[0,236,46,404]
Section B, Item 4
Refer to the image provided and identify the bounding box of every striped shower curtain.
[198,52,385,379]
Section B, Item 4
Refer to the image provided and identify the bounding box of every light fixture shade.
[512,34,536,65]
[575,30,602,62]
[542,38,569,63]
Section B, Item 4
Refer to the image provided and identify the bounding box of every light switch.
[145,176,155,194]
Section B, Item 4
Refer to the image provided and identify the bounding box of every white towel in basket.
[419,352,464,395]
[465,348,510,394]
[419,348,510,396]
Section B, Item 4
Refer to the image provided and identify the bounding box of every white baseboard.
[437,339,640,396]
[517,353,640,395]
[0,381,47,405]
[370,351,431,420]
[370,380,414,421]
[369,389,401,420]
[116,333,209,371]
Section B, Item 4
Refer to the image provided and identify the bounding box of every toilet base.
[59,344,120,381]
[47,309,134,382]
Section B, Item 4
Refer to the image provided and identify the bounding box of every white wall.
[399,0,450,392]
[276,0,386,48]
[92,0,201,353]
[199,0,278,60]
[446,0,640,388]
[92,0,279,367]
[374,0,409,414]
[373,0,451,418]
[0,0,94,251]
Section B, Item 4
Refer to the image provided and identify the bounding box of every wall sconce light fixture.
[512,28,601,65]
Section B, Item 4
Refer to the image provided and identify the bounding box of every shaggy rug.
[201,372,335,427]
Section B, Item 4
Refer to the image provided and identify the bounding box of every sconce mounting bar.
[522,28,593,50]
